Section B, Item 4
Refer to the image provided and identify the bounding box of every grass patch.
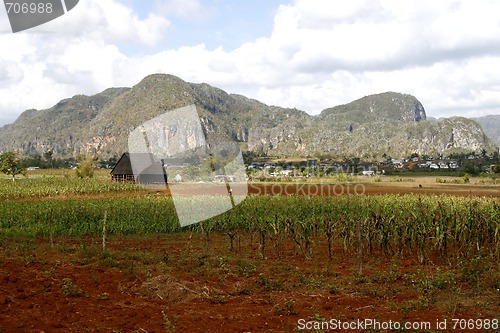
[61,278,82,297]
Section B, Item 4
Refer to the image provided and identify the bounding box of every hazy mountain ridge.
[0,74,496,159]
[473,115,500,146]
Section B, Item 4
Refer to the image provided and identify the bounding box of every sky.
[1,0,500,126]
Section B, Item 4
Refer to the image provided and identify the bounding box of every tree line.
[0,151,109,181]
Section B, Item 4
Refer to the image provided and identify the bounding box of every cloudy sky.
[1,0,500,126]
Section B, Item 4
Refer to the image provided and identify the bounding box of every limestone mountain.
[248,92,494,157]
[319,92,426,123]
[0,87,129,157]
[473,115,500,146]
[0,74,496,159]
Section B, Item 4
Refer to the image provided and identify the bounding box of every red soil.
[1,235,498,333]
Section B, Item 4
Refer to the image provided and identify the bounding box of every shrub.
[463,173,470,184]
[75,155,96,179]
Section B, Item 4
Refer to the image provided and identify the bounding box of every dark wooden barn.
[110,153,167,184]
[110,153,134,182]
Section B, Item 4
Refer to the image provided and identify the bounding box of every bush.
[75,155,96,179]
[463,173,470,184]
[463,161,480,176]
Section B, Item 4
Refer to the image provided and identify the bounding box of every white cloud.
[228,0,500,117]
[33,0,170,47]
[0,0,170,125]
[1,0,500,127]
[154,0,206,21]
[294,0,385,27]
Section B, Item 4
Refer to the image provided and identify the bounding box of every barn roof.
[110,153,157,175]
[110,153,168,184]
[110,153,132,175]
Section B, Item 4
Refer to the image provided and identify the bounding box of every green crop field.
[1,170,498,262]
[0,169,142,199]
[1,170,499,332]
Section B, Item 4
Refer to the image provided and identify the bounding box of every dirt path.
[167,182,500,197]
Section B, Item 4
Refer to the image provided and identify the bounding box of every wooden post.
[49,209,54,249]
[357,219,363,275]
[102,209,107,252]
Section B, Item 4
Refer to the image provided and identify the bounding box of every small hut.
[110,153,167,184]
[110,153,134,182]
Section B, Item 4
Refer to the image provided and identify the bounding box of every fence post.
[102,209,107,252]
[49,208,54,248]
[357,219,363,275]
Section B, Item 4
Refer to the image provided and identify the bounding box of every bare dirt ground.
[164,181,500,198]
[1,234,499,333]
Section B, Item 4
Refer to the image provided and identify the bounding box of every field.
[0,170,499,332]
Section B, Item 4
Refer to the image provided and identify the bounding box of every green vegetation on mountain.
[0,74,496,159]
[319,92,426,123]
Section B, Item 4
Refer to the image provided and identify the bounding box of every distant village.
[19,149,500,183]
[243,151,500,179]
[102,150,499,184]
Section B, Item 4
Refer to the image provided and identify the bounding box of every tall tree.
[44,150,54,168]
[0,151,26,181]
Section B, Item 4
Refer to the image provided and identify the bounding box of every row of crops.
[0,177,142,199]
[1,194,498,260]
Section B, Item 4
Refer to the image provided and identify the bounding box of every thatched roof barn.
[110,153,167,184]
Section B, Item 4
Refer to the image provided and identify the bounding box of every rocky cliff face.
[247,118,493,158]
[319,92,426,123]
[248,92,494,157]
[0,88,129,157]
[473,115,500,146]
[0,74,496,159]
